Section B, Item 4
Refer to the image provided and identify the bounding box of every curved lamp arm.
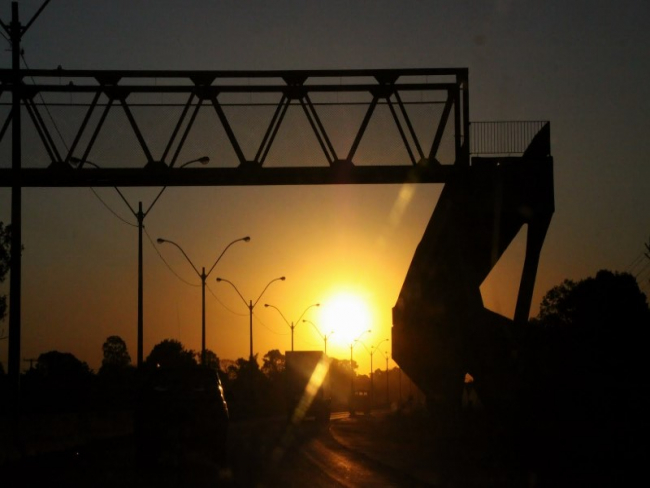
[356,340,371,354]
[146,156,210,215]
[206,236,250,278]
[71,156,210,217]
[355,329,371,344]
[371,338,390,356]
[252,276,285,308]
[216,277,249,308]
[294,303,320,325]
[178,156,210,169]
[70,157,137,216]
[264,303,291,328]
[303,319,324,338]
[157,238,200,277]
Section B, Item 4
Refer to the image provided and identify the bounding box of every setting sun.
[319,291,373,345]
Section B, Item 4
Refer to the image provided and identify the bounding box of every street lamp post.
[157,236,250,365]
[349,329,371,395]
[71,156,209,367]
[216,276,285,361]
[368,338,389,407]
[399,367,402,405]
[264,303,320,351]
[302,320,334,355]
[384,351,390,405]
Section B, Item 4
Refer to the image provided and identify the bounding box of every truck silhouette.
[285,351,331,423]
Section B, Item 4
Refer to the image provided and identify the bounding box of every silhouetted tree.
[144,339,197,370]
[261,349,285,380]
[32,350,93,379]
[200,348,220,371]
[99,335,131,372]
[261,349,286,412]
[527,270,650,480]
[22,350,93,412]
[97,335,136,407]
[220,358,238,381]
[533,270,649,407]
[219,354,283,419]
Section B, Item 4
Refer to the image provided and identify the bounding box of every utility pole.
[8,2,23,388]
[3,0,51,388]
[137,202,144,366]
[385,353,390,405]
[398,367,402,404]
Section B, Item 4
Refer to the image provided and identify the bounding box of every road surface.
[5,412,438,487]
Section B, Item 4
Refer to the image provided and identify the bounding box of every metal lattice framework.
[1,68,470,187]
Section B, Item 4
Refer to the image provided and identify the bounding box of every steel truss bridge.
[0,67,472,186]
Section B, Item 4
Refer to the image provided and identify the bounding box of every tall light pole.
[350,329,371,395]
[384,351,390,405]
[302,320,334,355]
[216,276,285,361]
[399,367,402,405]
[157,236,250,365]
[71,156,209,367]
[368,338,389,407]
[264,303,320,351]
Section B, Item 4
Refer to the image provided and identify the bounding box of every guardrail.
[470,121,548,156]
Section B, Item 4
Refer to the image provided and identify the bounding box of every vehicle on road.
[349,389,371,415]
[285,350,331,423]
[134,365,229,466]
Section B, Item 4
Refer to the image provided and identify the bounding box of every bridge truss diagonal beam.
[0,68,470,185]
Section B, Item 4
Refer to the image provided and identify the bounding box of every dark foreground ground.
[3,407,647,487]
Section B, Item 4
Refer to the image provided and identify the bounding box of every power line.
[18,50,141,229]
[634,260,650,280]
[21,52,69,151]
[205,282,247,317]
[89,188,138,227]
[254,313,289,336]
[144,227,200,287]
[627,253,646,273]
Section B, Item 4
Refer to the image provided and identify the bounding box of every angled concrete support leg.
[514,215,552,326]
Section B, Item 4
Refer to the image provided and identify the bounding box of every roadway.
[4,410,439,487]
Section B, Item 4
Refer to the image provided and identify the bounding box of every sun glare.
[319,291,372,345]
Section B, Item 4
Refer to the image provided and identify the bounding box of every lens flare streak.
[290,357,330,424]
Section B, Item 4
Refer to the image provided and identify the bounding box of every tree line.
[1,333,416,420]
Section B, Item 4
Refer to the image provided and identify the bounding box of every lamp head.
[197,156,210,164]
[243,236,251,242]
[280,276,286,281]
[216,277,223,282]
[264,304,270,308]
[156,238,166,244]
[70,157,99,169]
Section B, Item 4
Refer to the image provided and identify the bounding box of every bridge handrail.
[470,121,549,156]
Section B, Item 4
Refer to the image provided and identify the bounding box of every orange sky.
[1,0,649,374]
